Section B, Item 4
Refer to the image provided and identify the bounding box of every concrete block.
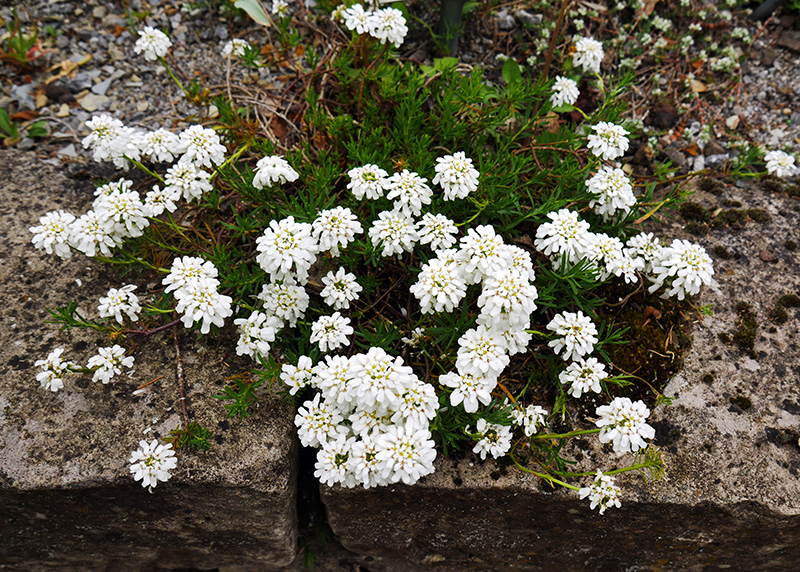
[321,179,800,571]
[0,150,298,571]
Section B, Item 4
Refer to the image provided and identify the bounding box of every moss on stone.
[731,301,758,358]
[712,245,732,259]
[729,395,753,411]
[680,201,710,223]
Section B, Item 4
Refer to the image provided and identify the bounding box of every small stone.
[495,9,515,30]
[759,249,777,262]
[108,45,125,61]
[692,155,705,172]
[91,78,113,96]
[92,6,106,18]
[136,101,149,112]
[725,115,740,130]
[207,104,220,119]
[782,108,792,116]
[35,93,49,109]
[514,10,542,26]
[56,103,70,117]
[78,93,110,112]
[57,143,78,157]
[704,139,725,157]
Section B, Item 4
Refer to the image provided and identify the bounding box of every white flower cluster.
[98,284,141,324]
[595,397,655,455]
[550,76,580,108]
[291,348,438,488]
[35,348,76,392]
[133,27,172,61]
[164,256,233,334]
[587,121,630,161]
[764,150,797,178]
[573,36,605,74]
[579,470,621,514]
[129,439,178,492]
[87,344,135,384]
[340,3,408,48]
[586,166,637,219]
[221,38,251,58]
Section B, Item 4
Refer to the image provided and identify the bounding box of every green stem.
[158,55,190,98]
[509,454,581,491]
[533,428,601,440]
[126,156,165,183]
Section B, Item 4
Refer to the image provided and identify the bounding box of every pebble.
[514,10,542,26]
[78,93,110,112]
[136,101,149,112]
[495,9,516,30]
[92,6,106,18]
[108,45,125,61]
[726,115,740,130]
[57,143,78,158]
[56,103,70,117]
[91,78,113,96]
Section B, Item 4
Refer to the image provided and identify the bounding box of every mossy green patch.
[699,177,725,195]
[731,301,758,357]
[680,201,710,223]
[711,245,732,259]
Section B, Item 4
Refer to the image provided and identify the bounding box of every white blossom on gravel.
[368,210,419,256]
[295,393,345,448]
[253,155,300,188]
[312,207,363,256]
[132,128,182,163]
[573,36,605,74]
[587,122,630,161]
[234,311,283,360]
[273,0,289,16]
[143,184,181,217]
[173,278,233,334]
[347,164,389,200]
[386,170,432,216]
[764,150,797,177]
[280,355,314,395]
[68,209,120,258]
[87,344,135,384]
[586,166,637,218]
[94,189,150,238]
[255,216,318,284]
[310,312,354,352]
[257,281,310,327]
[82,114,127,164]
[511,404,548,436]
[550,76,580,107]
[472,418,512,460]
[546,310,598,362]
[129,439,177,493]
[625,232,662,273]
[133,26,172,61]
[440,371,495,413]
[647,239,715,300]
[321,268,362,310]
[416,212,458,251]
[432,152,480,200]
[221,38,251,58]
[35,348,75,392]
[30,210,75,259]
[559,357,608,398]
[595,397,655,455]
[178,125,226,169]
[164,158,214,202]
[98,284,141,324]
[579,470,621,514]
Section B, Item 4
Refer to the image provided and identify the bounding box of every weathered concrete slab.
[0,150,298,571]
[321,177,800,571]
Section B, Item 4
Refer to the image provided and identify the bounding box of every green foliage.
[214,374,265,418]
[45,301,109,333]
[0,108,19,141]
[166,422,214,451]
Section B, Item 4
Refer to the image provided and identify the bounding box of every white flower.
[82,114,126,163]
[87,344,135,384]
[579,471,621,514]
[432,152,480,200]
[347,164,389,200]
[35,348,75,392]
[647,239,714,301]
[273,0,289,16]
[129,439,178,493]
[587,122,630,161]
[143,185,181,217]
[595,397,655,455]
[30,210,75,259]
[511,404,548,437]
[94,179,133,197]
[350,435,388,488]
[173,278,233,334]
[456,325,510,380]
[132,128,182,163]
[472,418,512,460]
[178,125,226,169]
[765,150,797,178]
[321,268,362,310]
[280,355,313,395]
[312,207,363,256]
[534,208,593,266]
[368,7,408,48]
[310,312,353,353]
[559,357,607,398]
[502,245,537,282]
[222,38,251,58]
[368,210,419,257]
[348,348,418,415]
[255,216,318,284]
[440,371,495,413]
[315,434,358,487]
[164,158,214,202]
[98,284,141,324]
[606,251,644,284]
[477,268,538,330]
[253,155,300,188]
[162,256,219,293]
[295,393,344,448]
[625,232,662,273]
[234,311,283,360]
[386,170,432,216]
[313,354,356,408]
[342,3,371,34]
[134,27,172,61]
[546,310,598,362]
[93,189,150,238]
[573,36,605,74]
[550,76,580,107]
[375,426,436,485]
[391,382,439,431]
[257,281,310,327]
[586,166,637,218]
[456,225,509,284]
[410,257,468,314]
[416,213,458,251]
[585,232,624,279]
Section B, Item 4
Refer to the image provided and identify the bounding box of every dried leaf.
[11,110,39,121]
[641,0,660,16]
[684,143,700,157]
[690,79,707,93]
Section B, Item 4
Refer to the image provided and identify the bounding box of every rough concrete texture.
[0,149,298,571]
[321,177,800,572]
